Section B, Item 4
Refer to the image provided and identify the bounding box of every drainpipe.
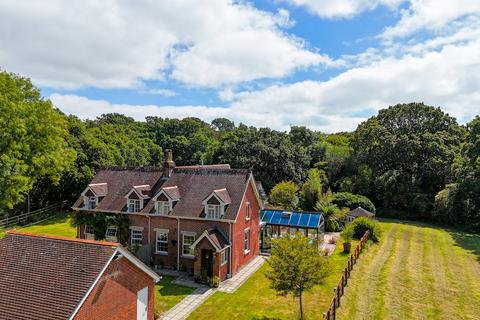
[228,222,232,278]
[148,216,151,246]
[177,217,180,271]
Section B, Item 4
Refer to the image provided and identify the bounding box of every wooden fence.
[323,230,370,320]
[0,200,68,229]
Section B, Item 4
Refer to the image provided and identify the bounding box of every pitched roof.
[73,168,164,211]
[191,228,230,252]
[0,232,117,320]
[155,168,250,220]
[347,207,375,218]
[73,166,253,221]
[129,185,152,199]
[203,188,231,205]
[159,186,181,201]
[87,183,108,197]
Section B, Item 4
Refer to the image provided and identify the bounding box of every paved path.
[218,256,266,293]
[160,256,266,320]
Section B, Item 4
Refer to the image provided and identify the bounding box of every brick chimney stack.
[162,149,175,180]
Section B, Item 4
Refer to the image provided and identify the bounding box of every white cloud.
[228,38,480,124]
[382,0,480,38]
[282,0,403,18]
[50,93,364,133]
[0,0,327,89]
[50,30,480,134]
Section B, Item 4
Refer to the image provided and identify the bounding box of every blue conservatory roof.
[260,209,324,229]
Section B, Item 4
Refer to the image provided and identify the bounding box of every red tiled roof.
[73,166,252,221]
[152,168,250,220]
[0,232,117,320]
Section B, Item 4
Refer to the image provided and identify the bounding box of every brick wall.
[74,256,155,320]
[231,181,260,274]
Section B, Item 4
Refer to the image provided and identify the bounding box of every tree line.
[1,71,478,231]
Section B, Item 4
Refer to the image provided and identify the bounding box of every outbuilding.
[0,231,160,320]
[345,206,375,223]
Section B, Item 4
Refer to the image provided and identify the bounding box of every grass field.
[155,276,196,315]
[189,238,357,320]
[17,215,77,237]
[337,220,480,320]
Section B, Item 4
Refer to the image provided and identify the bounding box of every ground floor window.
[244,228,250,253]
[221,248,228,265]
[84,225,95,239]
[131,229,143,247]
[156,230,168,254]
[182,233,195,256]
[105,226,118,242]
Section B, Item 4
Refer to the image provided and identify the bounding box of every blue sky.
[1,0,480,132]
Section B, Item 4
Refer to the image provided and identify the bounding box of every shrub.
[341,224,354,243]
[348,217,381,242]
[331,192,376,213]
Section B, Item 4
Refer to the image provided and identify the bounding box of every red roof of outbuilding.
[0,232,117,320]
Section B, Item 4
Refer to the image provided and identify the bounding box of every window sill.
[155,251,168,256]
[181,254,195,259]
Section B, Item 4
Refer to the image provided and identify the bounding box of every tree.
[266,234,330,320]
[0,71,76,210]
[352,103,464,217]
[269,181,300,210]
[433,116,480,231]
[301,169,323,210]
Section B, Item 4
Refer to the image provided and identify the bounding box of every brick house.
[0,231,160,320]
[72,150,263,283]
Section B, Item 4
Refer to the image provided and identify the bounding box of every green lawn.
[17,214,77,238]
[155,275,196,316]
[337,220,480,320]
[189,238,357,320]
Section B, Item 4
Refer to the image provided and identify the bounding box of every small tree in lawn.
[266,233,330,320]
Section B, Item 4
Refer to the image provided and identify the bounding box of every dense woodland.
[1,71,479,232]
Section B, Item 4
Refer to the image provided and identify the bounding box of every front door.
[201,249,214,280]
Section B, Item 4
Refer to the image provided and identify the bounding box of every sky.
[1,0,480,133]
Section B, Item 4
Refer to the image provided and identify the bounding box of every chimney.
[162,149,175,180]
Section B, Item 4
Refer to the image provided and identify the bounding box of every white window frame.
[155,229,169,254]
[155,201,171,215]
[84,225,95,239]
[221,248,228,265]
[182,232,196,257]
[85,196,97,210]
[128,199,142,213]
[130,228,143,247]
[245,201,250,220]
[105,226,118,242]
[244,228,250,254]
[206,204,222,219]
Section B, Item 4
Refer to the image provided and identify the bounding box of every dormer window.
[125,185,150,213]
[81,182,107,210]
[87,197,97,209]
[206,204,222,219]
[156,201,170,215]
[128,199,142,213]
[202,188,231,220]
[152,186,180,215]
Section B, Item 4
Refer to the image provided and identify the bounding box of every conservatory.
[259,209,325,252]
